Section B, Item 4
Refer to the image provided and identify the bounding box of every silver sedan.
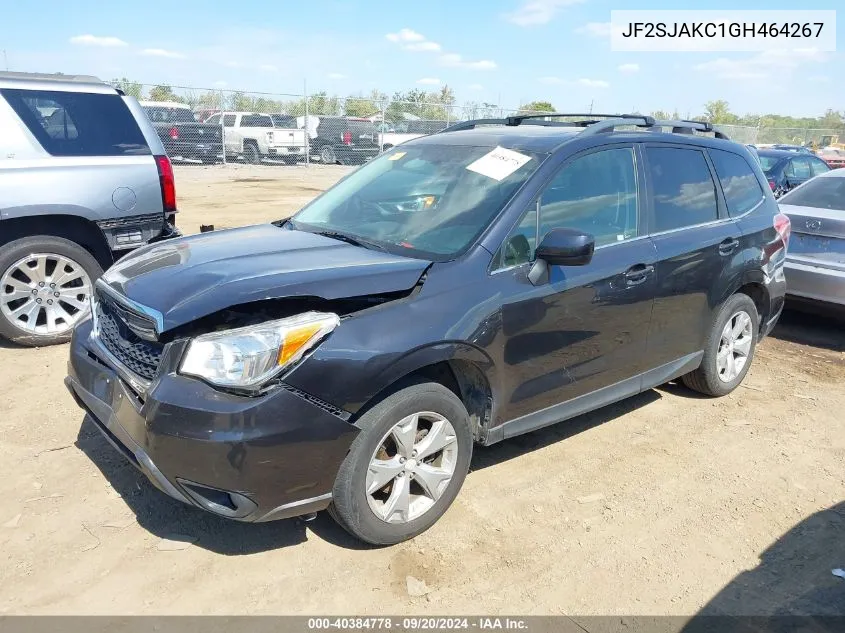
[778,168,845,311]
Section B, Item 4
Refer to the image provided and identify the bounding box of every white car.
[378,120,452,150]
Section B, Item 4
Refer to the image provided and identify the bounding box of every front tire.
[330,381,473,545]
[0,236,102,346]
[682,293,759,397]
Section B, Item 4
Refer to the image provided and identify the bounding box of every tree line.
[112,79,843,132]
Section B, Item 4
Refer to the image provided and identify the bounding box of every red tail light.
[774,212,791,249]
[768,179,777,191]
[155,155,177,213]
[168,127,179,140]
[342,130,352,145]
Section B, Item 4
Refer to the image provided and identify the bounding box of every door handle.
[719,238,740,256]
[624,264,654,286]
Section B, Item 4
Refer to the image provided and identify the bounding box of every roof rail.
[0,71,105,84]
[579,116,656,136]
[439,113,730,140]
[650,119,730,139]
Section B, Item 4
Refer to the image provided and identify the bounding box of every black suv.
[66,114,789,545]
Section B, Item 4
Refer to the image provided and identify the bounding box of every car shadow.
[771,307,845,353]
[679,501,845,624]
[471,389,662,471]
[74,415,376,554]
[72,380,750,554]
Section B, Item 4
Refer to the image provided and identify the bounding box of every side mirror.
[536,228,595,266]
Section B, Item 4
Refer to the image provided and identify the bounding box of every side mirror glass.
[536,228,595,267]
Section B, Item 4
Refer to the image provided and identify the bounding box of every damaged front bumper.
[65,318,358,522]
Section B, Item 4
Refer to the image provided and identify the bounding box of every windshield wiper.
[313,230,389,252]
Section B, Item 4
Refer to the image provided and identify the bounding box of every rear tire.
[0,236,102,347]
[243,143,261,164]
[320,146,337,165]
[682,293,759,397]
[329,380,473,545]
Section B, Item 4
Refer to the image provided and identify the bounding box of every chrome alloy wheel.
[366,411,459,524]
[0,253,92,336]
[717,310,753,383]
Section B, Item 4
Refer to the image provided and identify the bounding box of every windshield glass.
[291,144,544,260]
[779,176,845,211]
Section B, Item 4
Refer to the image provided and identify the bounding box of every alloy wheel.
[366,411,459,524]
[716,310,753,383]
[0,253,92,336]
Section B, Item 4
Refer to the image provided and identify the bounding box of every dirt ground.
[0,165,843,616]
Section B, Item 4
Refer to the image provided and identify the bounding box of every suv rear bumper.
[65,318,358,522]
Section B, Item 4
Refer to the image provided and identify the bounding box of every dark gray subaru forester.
[66,114,789,545]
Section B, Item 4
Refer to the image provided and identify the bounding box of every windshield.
[291,144,543,260]
[779,176,845,211]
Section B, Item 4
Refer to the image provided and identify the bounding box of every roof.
[140,100,190,109]
[0,71,116,94]
[756,148,807,159]
[411,124,741,154]
[412,125,582,153]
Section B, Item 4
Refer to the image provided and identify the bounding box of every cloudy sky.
[1,0,842,116]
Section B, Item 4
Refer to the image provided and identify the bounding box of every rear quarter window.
[2,89,150,157]
[709,148,765,216]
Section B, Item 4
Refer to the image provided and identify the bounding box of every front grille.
[96,296,163,381]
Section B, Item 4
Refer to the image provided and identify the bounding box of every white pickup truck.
[206,111,307,164]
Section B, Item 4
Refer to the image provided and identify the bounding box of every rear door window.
[709,148,765,216]
[2,88,149,156]
[241,114,272,127]
[784,157,812,180]
[645,147,719,233]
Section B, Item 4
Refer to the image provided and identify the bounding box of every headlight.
[179,311,339,389]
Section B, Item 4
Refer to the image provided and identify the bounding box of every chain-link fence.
[713,124,842,147]
[117,82,844,167]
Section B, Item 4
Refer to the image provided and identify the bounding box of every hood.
[100,224,430,333]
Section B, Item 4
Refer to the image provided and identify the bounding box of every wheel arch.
[735,269,772,328]
[0,214,112,270]
[350,342,498,444]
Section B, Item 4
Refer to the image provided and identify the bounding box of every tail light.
[155,155,177,213]
[169,127,179,140]
[774,212,791,249]
[768,179,777,191]
[342,130,352,145]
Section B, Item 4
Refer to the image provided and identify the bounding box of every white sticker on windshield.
[466,146,532,181]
